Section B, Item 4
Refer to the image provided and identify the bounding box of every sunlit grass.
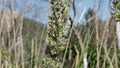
[0,0,120,68]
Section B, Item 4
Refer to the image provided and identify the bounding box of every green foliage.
[1,0,120,68]
[112,0,120,21]
[1,18,46,67]
[85,8,95,21]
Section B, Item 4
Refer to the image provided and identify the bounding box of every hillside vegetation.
[0,0,120,68]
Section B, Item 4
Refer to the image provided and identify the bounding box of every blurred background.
[0,0,119,68]
[0,0,112,24]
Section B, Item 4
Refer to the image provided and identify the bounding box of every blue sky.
[74,0,111,23]
[0,0,111,24]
